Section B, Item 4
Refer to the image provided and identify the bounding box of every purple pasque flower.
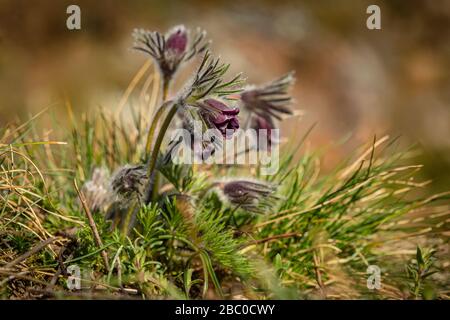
[240,72,295,120]
[168,122,219,162]
[217,179,278,213]
[166,26,188,54]
[133,25,209,80]
[110,164,148,201]
[199,98,240,139]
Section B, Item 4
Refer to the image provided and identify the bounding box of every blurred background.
[0,0,449,190]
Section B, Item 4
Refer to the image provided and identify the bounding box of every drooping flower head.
[240,72,295,120]
[216,179,278,213]
[198,98,240,139]
[133,25,209,81]
[165,52,244,160]
[110,164,148,201]
[167,107,221,162]
[182,52,244,138]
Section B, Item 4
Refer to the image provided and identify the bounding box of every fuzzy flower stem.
[145,102,179,203]
[162,76,170,101]
[144,100,173,160]
[149,76,171,201]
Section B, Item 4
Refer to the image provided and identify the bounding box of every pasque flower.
[166,27,188,54]
[111,164,148,200]
[240,72,295,120]
[133,25,209,81]
[198,98,240,139]
[217,179,278,213]
[166,107,221,162]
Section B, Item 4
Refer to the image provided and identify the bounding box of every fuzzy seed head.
[111,164,148,200]
[81,167,111,213]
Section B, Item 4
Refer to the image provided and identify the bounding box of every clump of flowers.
[100,25,295,232]
[5,22,444,302]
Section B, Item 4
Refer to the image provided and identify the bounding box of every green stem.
[157,234,199,251]
[144,101,171,160]
[144,76,170,201]
[144,75,170,159]
[121,200,137,235]
[151,171,160,202]
[162,76,170,101]
[145,103,179,203]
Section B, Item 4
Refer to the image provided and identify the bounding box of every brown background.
[0,0,449,190]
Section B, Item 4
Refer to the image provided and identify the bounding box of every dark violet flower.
[168,107,222,162]
[240,72,295,120]
[217,179,278,213]
[133,25,209,80]
[111,164,148,200]
[198,98,240,139]
[166,27,188,54]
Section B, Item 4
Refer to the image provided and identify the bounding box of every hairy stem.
[144,100,172,160]
[145,76,170,200]
[162,76,170,101]
[145,103,179,203]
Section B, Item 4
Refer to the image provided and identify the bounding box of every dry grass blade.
[3,237,58,269]
[73,179,110,270]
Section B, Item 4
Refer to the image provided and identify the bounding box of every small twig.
[74,179,110,270]
[0,270,50,287]
[48,243,76,288]
[4,237,58,269]
[116,256,123,288]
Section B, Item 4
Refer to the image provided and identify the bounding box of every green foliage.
[1,107,449,299]
[406,246,438,299]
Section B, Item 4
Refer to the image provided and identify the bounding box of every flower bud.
[200,98,240,139]
[166,26,188,54]
[111,164,148,200]
[218,179,278,213]
[241,72,295,121]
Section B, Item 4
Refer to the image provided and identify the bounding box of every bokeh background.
[0,0,449,190]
